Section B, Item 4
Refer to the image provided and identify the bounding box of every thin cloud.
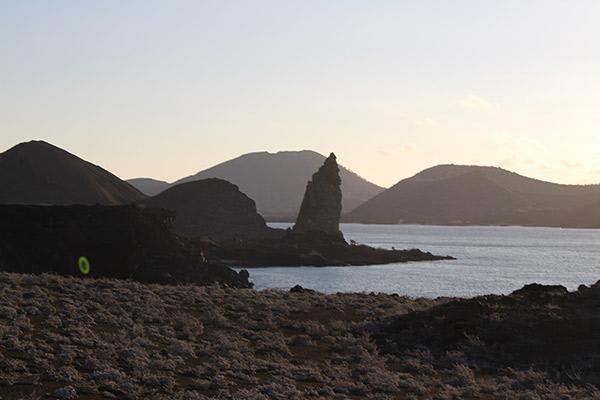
[561,160,584,169]
[400,144,415,153]
[458,93,498,112]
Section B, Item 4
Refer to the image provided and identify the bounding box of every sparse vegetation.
[0,273,598,399]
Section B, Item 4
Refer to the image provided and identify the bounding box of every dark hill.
[0,140,145,205]
[169,150,383,220]
[140,178,273,241]
[345,164,600,227]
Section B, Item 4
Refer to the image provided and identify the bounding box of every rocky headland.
[0,272,598,399]
[197,153,453,267]
[200,230,451,267]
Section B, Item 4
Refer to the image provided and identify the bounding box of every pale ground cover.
[0,272,597,399]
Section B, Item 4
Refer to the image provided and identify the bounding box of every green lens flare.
[78,256,90,275]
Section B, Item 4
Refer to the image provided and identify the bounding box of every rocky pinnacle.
[293,153,342,235]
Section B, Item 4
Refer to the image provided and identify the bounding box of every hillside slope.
[0,141,145,205]
[127,177,170,196]
[345,164,600,227]
[170,150,383,219]
[140,178,272,240]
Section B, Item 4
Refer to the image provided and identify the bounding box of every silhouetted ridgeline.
[0,140,145,205]
[346,164,600,227]
[164,150,383,219]
[0,204,251,287]
[127,177,170,197]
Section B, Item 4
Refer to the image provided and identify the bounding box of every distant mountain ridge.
[130,150,383,220]
[127,178,169,197]
[345,164,600,228]
[0,141,145,205]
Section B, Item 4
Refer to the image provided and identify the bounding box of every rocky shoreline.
[200,230,453,268]
[1,272,599,399]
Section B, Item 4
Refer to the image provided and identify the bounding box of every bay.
[242,223,600,297]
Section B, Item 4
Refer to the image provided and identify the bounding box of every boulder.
[290,284,315,294]
[52,386,77,400]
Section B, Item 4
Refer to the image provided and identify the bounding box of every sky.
[1,1,600,188]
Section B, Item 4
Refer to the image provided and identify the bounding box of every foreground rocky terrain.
[1,272,599,399]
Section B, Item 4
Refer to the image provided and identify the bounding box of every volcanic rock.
[373,282,600,385]
[201,231,454,267]
[290,284,315,294]
[52,386,77,400]
[293,153,342,237]
[0,273,597,398]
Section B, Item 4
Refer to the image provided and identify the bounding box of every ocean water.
[243,223,600,298]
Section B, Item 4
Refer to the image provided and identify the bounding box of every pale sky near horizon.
[2,1,600,188]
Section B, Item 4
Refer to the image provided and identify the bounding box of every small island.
[189,153,454,268]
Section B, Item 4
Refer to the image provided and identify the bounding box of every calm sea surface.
[242,223,600,298]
